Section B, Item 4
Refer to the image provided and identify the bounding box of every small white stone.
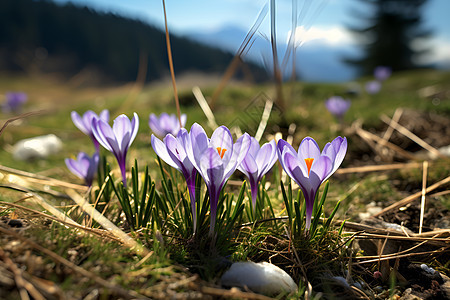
[13,134,62,161]
[420,264,435,275]
[220,261,298,296]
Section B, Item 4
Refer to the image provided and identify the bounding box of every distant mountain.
[0,0,268,83]
[185,25,360,82]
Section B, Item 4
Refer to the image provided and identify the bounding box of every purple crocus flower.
[149,113,186,138]
[2,92,27,113]
[186,123,251,236]
[65,152,99,186]
[92,113,139,187]
[365,80,382,94]
[151,128,198,233]
[374,66,391,81]
[238,137,277,214]
[71,110,110,152]
[277,136,347,229]
[325,96,351,120]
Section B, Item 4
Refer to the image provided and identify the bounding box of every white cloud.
[287,25,355,47]
[423,37,450,66]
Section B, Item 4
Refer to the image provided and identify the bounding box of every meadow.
[0,68,449,299]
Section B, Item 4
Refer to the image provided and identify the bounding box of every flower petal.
[210,126,233,163]
[112,114,132,147]
[298,137,321,161]
[92,119,115,152]
[199,147,224,188]
[99,109,110,123]
[149,113,164,137]
[71,111,90,135]
[129,113,139,148]
[223,133,250,179]
[325,136,347,181]
[283,151,310,192]
[180,114,187,128]
[151,134,178,170]
[238,153,258,180]
[255,139,277,179]
[187,123,209,170]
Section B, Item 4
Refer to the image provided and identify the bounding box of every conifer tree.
[346,0,431,75]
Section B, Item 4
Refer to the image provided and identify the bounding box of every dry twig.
[0,227,149,299]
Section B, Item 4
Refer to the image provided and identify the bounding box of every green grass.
[1,69,449,298]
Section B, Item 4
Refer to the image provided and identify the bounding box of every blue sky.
[52,0,450,66]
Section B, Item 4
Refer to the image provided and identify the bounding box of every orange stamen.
[304,158,314,176]
[216,147,227,159]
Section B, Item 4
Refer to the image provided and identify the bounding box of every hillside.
[0,0,268,84]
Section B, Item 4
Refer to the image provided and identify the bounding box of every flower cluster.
[365,66,391,94]
[325,96,351,121]
[277,136,347,228]
[2,92,27,113]
[68,110,138,187]
[67,109,348,238]
[152,120,347,236]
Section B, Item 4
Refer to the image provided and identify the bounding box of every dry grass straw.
[66,189,150,256]
[0,111,45,138]
[1,164,149,255]
[372,175,450,218]
[162,0,182,126]
[380,114,447,159]
[352,120,418,160]
[0,164,87,191]
[336,162,423,174]
[419,161,428,234]
[254,97,274,142]
[192,86,218,130]
[270,0,285,112]
[0,226,149,299]
[0,200,120,243]
[0,246,46,300]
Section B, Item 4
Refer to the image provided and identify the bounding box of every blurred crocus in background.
[149,113,186,138]
[365,80,382,94]
[151,128,198,233]
[374,66,391,81]
[65,152,99,186]
[2,92,27,113]
[71,110,110,152]
[186,123,251,237]
[277,136,347,229]
[92,113,139,187]
[325,96,351,121]
[238,137,277,215]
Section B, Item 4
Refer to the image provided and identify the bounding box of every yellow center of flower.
[304,158,314,176]
[216,147,227,159]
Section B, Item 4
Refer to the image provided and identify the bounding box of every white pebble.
[221,261,298,296]
[13,134,62,161]
[420,264,435,275]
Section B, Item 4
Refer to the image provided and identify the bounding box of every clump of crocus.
[149,113,186,138]
[71,110,110,152]
[365,80,381,94]
[92,113,139,187]
[238,137,277,215]
[186,123,251,237]
[374,66,391,81]
[65,152,99,186]
[325,96,351,121]
[151,128,198,233]
[2,92,27,113]
[277,136,347,229]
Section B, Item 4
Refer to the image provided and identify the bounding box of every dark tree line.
[0,0,268,83]
[346,0,431,75]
